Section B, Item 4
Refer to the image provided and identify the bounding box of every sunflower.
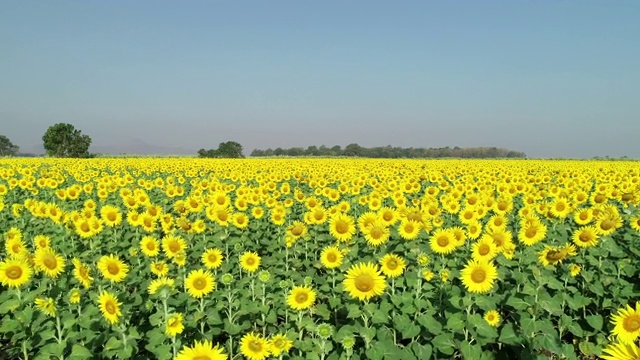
[72,258,93,288]
[140,236,160,257]
[379,254,406,278]
[429,228,457,255]
[202,248,224,269]
[162,235,187,258]
[6,237,26,257]
[69,289,81,304]
[573,208,594,225]
[165,313,184,337]
[0,258,32,288]
[150,261,169,277]
[595,213,623,236]
[538,245,575,267]
[97,255,129,283]
[239,252,261,273]
[569,264,581,277]
[343,262,387,301]
[460,259,498,294]
[33,247,65,278]
[329,213,356,242]
[378,207,399,226]
[100,205,122,227]
[98,290,122,324]
[268,333,293,357]
[611,303,640,345]
[517,221,547,246]
[33,235,51,250]
[184,269,215,298]
[600,341,640,360]
[148,277,175,295]
[484,310,500,327]
[175,339,228,360]
[549,197,572,218]
[231,213,249,229]
[357,212,379,232]
[34,297,56,317]
[471,237,498,262]
[286,221,308,239]
[240,332,270,360]
[398,219,421,240]
[319,246,343,269]
[630,215,640,233]
[362,220,390,247]
[572,226,599,248]
[287,285,317,311]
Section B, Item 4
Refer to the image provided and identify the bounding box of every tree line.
[249,144,526,158]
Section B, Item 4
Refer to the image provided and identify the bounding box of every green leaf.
[371,310,389,325]
[459,341,482,360]
[446,313,465,332]
[346,304,362,319]
[0,319,20,333]
[69,344,93,359]
[411,343,432,359]
[586,314,603,331]
[498,323,522,345]
[505,294,531,311]
[417,314,442,335]
[0,299,21,314]
[432,333,455,355]
[105,336,122,351]
[579,341,597,356]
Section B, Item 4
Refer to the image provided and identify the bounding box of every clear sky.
[1,1,639,158]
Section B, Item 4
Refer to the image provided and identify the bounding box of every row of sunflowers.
[0,158,639,359]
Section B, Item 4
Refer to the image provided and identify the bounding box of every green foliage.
[42,123,92,158]
[0,135,19,156]
[198,141,244,158]
[250,144,527,158]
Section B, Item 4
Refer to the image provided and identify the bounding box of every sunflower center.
[355,274,374,292]
[193,278,206,290]
[622,193,633,202]
[146,242,156,250]
[546,250,565,262]
[80,223,90,232]
[336,221,348,234]
[208,254,218,263]
[327,252,337,262]
[105,302,116,314]
[498,202,508,211]
[370,227,383,239]
[12,244,22,253]
[295,292,308,303]
[579,213,588,220]
[556,203,565,211]
[437,236,449,247]
[623,315,640,332]
[192,356,211,360]
[246,258,255,266]
[43,255,57,270]
[249,340,263,352]
[386,260,398,270]
[291,225,303,236]
[169,242,180,252]
[579,232,592,243]
[107,264,120,275]
[525,227,537,238]
[600,220,614,231]
[487,314,495,321]
[107,213,116,221]
[594,194,606,203]
[383,212,393,221]
[471,269,487,283]
[6,265,22,280]
[404,223,415,232]
[478,244,490,256]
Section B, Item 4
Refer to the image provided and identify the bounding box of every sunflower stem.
[55,315,64,344]
[22,340,28,360]
[171,336,177,358]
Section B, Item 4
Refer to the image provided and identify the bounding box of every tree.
[198,141,244,158]
[42,123,92,158]
[216,141,244,158]
[0,135,19,156]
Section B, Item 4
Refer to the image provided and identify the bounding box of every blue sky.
[1,1,639,158]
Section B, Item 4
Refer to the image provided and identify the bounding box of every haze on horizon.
[1,1,639,159]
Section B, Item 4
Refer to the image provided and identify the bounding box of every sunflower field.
[0,158,639,360]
